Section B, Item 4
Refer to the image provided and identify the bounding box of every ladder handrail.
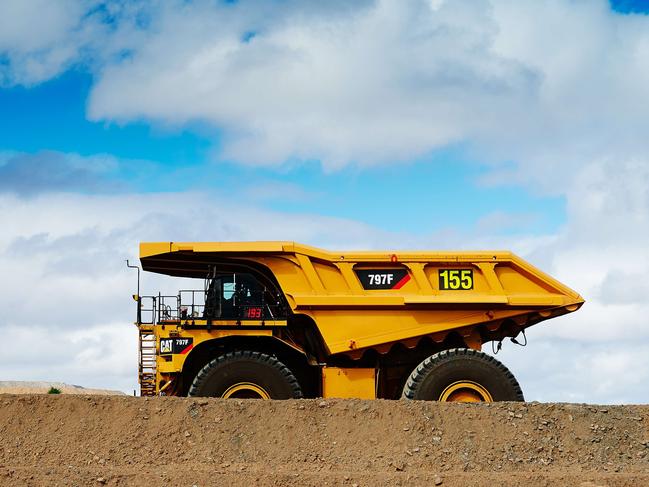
[138,325,157,396]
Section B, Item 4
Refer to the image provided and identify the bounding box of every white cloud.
[0,0,146,86]
[0,184,408,394]
[0,0,97,85]
[498,335,649,404]
[478,157,649,402]
[0,324,137,393]
[3,1,649,175]
[87,0,537,168]
[81,0,649,176]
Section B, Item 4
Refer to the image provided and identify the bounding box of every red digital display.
[245,307,262,319]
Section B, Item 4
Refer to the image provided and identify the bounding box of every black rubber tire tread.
[401,348,524,402]
[188,350,303,399]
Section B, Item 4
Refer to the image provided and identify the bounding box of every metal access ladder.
[138,325,157,396]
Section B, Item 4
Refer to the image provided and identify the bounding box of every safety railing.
[135,290,285,324]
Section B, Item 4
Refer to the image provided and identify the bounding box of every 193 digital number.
[245,307,262,319]
[439,269,473,290]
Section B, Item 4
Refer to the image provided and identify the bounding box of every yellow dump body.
[140,241,583,360]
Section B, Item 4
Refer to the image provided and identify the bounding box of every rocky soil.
[0,396,647,486]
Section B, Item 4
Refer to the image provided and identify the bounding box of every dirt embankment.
[0,381,125,395]
[0,396,648,486]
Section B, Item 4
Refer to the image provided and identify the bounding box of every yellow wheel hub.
[222,382,270,399]
[439,381,493,402]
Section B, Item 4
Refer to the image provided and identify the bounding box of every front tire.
[402,348,524,402]
[188,350,303,399]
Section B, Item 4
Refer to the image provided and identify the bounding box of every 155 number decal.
[439,269,473,290]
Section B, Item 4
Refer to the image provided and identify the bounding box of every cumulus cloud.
[87,0,539,168]
[3,1,649,175]
[82,0,649,175]
[0,0,147,86]
[0,0,99,85]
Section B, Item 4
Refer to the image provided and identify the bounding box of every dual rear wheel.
[402,348,524,402]
[188,348,523,403]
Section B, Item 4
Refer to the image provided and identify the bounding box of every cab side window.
[204,272,285,320]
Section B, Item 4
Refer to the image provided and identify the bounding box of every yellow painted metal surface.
[154,327,274,392]
[222,383,270,399]
[140,241,585,359]
[322,367,376,399]
[439,381,493,402]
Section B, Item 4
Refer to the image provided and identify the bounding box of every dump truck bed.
[140,241,584,357]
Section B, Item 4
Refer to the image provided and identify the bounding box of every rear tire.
[402,348,524,402]
[188,350,303,399]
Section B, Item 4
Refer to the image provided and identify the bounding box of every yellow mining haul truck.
[133,241,583,402]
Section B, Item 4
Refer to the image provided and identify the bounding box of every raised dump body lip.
[141,240,519,263]
[140,241,584,305]
[140,241,584,356]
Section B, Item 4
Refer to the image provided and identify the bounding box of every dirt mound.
[0,396,647,486]
[0,381,126,395]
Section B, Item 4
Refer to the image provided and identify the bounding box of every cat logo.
[160,339,173,354]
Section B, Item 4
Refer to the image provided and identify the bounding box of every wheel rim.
[439,381,493,402]
[222,382,270,399]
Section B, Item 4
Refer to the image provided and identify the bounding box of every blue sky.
[611,0,649,13]
[1,0,649,402]
[0,69,563,235]
[0,0,643,236]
